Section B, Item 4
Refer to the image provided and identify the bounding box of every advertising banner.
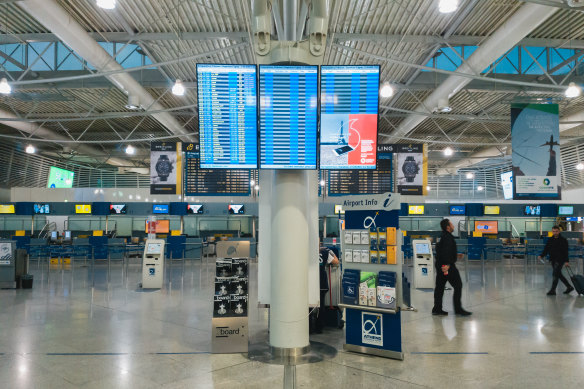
[393,144,427,196]
[511,104,561,200]
[151,142,182,195]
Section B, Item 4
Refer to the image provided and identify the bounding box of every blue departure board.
[320,65,379,170]
[259,66,318,169]
[197,64,258,169]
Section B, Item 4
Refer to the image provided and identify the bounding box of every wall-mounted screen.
[566,217,581,222]
[47,166,74,188]
[63,231,71,241]
[334,205,345,214]
[558,205,574,216]
[408,205,424,215]
[524,205,540,216]
[228,204,245,214]
[449,205,465,215]
[320,66,379,170]
[414,243,431,255]
[110,204,127,214]
[145,220,170,234]
[187,204,204,214]
[0,204,15,214]
[197,64,258,169]
[484,205,500,215]
[152,204,169,214]
[501,171,513,200]
[50,231,58,241]
[475,221,498,234]
[33,204,50,214]
[259,65,318,169]
[75,204,91,214]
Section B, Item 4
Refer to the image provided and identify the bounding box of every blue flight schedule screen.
[197,64,258,169]
[259,66,318,169]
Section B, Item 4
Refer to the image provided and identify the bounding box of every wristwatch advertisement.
[150,142,182,195]
[393,143,427,196]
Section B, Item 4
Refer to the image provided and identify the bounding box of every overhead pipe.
[252,0,272,55]
[17,0,194,142]
[283,0,298,41]
[308,0,327,55]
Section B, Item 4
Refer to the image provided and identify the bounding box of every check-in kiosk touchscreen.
[415,243,430,256]
[412,239,435,289]
[142,239,165,289]
[146,243,162,255]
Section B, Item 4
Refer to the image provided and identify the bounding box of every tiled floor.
[1,256,584,388]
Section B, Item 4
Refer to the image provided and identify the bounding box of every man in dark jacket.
[538,226,573,296]
[432,219,472,316]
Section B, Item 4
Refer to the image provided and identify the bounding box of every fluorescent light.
[426,186,431,191]
[96,0,116,9]
[443,147,453,156]
[125,145,135,155]
[379,83,394,98]
[0,78,11,94]
[254,185,259,190]
[477,185,484,191]
[576,162,584,170]
[320,180,325,187]
[25,144,36,154]
[466,172,474,179]
[439,0,459,13]
[565,82,582,98]
[250,179,255,186]
[172,80,185,96]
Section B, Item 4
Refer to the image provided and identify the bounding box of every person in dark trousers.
[432,219,472,316]
[538,226,573,296]
[316,245,339,333]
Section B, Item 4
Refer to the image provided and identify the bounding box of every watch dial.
[157,161,172,175]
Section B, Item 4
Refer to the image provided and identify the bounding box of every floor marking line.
[411,352,489,355]
[45,353,128,356]
[530,352,584,354]
[331,357,430,388]
[155,352,211,355]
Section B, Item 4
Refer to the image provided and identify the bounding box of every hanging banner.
[511,104,561,200]
[392,144,427,196]
[150,142,182,195]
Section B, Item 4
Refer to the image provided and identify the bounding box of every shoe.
[563,287,574,295]
[546,290,556,296]
[455,309,472,316]
[432,310,448,316]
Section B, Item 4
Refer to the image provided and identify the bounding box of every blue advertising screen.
[320,66,379,170]
[152,204,169,214]
[197,64,258,169]
[524,205,540,216]
[259,65,318,169]
[449,205,466,215]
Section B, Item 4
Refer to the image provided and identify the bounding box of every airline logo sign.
[362,312,383,346]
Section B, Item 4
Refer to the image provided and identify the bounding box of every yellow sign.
[334,205,345,214]
[0,204,15,214]
[92,230,103,236]
[403,230,407,236]
[75,204,92,214]
[408,205,424,215]
[15,230,25,236]
[171,230,181,236]
[484,205,500,215]
[547,231,553,237]
[473,231,483,237]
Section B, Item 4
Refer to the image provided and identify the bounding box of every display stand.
[340,193,405,360]
[212,257,249,353]
[412,239,435,289]
[141,239,165,289]
[0,240,16,288]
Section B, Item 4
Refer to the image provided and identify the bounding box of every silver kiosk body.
[412,239,435,289]
[141,239,165,289]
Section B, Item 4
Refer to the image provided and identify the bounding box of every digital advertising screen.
[449,205,466,215]
[33,203,50,214]
[197,64,258,169]
[109,204,127,214]
[408,205,424,215]
[484,205,500,215]
[259,65,318,169]
[524,205,540,216]
[75,204,91,214]
[228,204,245,214]
[47,166,75,188]
[320,66,379,170]
[145,220,170,234]
[500,171,513,200]
[187,204,204,214]
[152,204,169,214]
[475,221,498,234]
[0,204,15,214]
[558,206,574,216]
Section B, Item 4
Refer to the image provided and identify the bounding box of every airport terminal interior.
[2,0,584,388]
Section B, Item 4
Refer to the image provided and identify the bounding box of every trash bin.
[21,274,33,289]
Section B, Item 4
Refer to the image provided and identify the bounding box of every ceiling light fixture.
[426,186,431,191]
[254,185,259,190]
[125,145,135,155]
[466,172,474,179]
[565,82,582,98]
[25,144,36,154]
[577,162,584,170]
[0,78,11,94]
[320,180,326,187]
[380,82,394,98]
[96,0,116,10]
[439,0,459,14]
[443,147,453,156]
[250,179,255,186]
[437,97,452,113]
[477,185,484,191]
[172,80,185,96]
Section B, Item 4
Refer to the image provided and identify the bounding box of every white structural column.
[269,170,311,350]
[17,0,193,142]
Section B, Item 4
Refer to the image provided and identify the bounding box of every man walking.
[538,226,573,296]
[432,219,472,316]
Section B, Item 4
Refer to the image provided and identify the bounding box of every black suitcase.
[566,266,584,295]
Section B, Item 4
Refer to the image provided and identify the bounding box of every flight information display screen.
[320,65,379,170]
[259,65,318,169]
[197,64,258,169]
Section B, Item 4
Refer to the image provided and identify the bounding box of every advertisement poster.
[151,142,182,195]
[394,144,427,196]
[0,242,12,264]
[511,104,561,200]
[361,312,383,346]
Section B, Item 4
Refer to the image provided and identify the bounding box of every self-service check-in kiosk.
[141,239,165,289]
[413,239,435,289]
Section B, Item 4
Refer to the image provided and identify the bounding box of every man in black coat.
[538,226,574,296]
[432,219,472,316]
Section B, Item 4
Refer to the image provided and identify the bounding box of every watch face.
[156,161,172,175]
[403,163,418,176]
